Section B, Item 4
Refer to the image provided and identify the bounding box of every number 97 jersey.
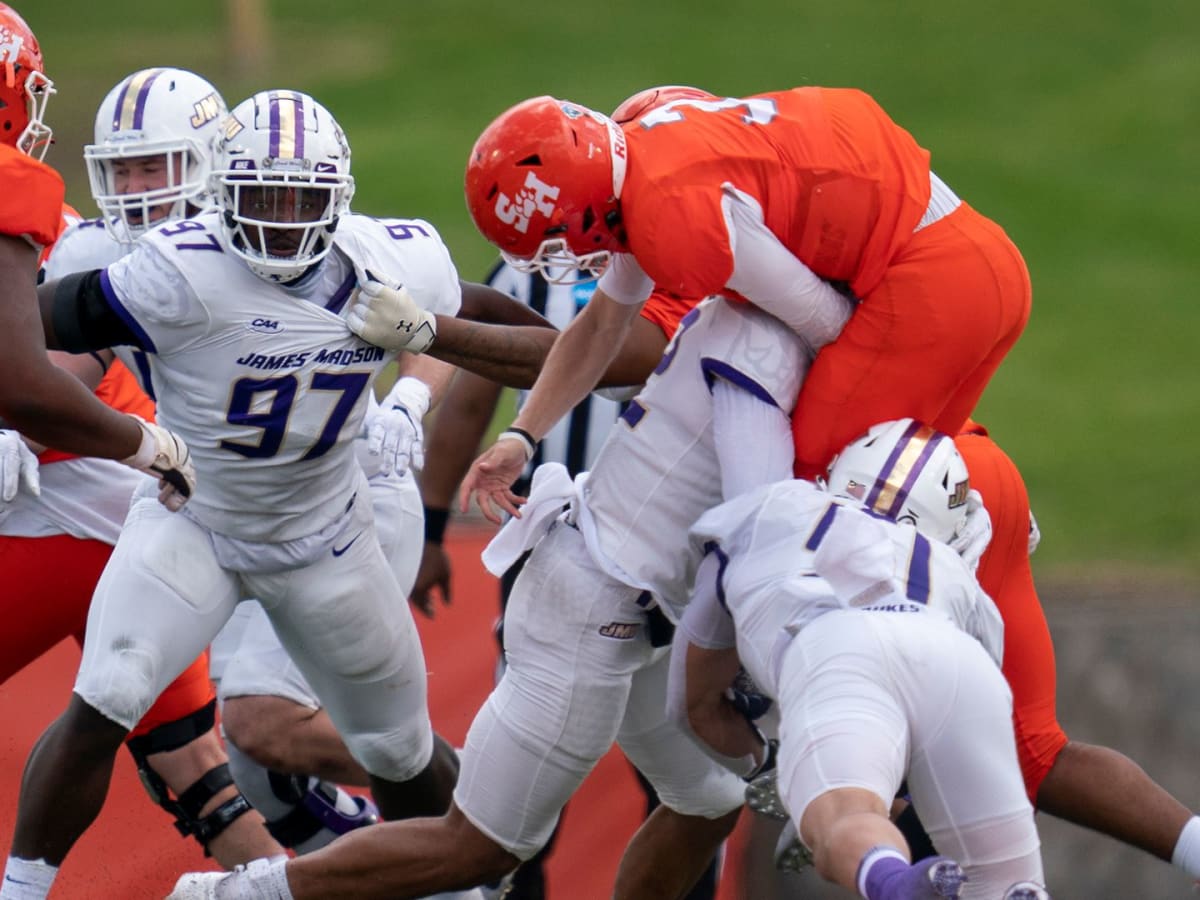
[102,210,461,543]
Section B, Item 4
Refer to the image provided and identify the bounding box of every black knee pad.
[125,701,253,852]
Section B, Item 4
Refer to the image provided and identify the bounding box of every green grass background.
[26,0,1200,577]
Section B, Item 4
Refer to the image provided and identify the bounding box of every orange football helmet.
[464,96,627,283]
[0,2,53,159]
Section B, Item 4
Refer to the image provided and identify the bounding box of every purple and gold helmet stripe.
[267,91,306,160]
[863,421,944,518]
[112,68,165,132]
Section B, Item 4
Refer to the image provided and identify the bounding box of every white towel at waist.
[481,463,583,576]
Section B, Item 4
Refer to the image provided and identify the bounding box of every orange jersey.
[640,290,697,340]
[621,87,932,299]
[0,143,65,248]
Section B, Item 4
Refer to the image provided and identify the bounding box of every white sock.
[1171,815,1200,879]
[0,858,58,900]
[245,856,294,900]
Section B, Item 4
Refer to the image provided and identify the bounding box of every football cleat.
[745,769,789,821]
[773,819,814,873]
[905,856,968,899]
[1003,882,1051,900]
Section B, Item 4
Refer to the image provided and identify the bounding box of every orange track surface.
[0,525,747,899]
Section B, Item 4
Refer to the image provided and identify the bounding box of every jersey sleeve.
[102,238,208,355]
[386,218,462,317]
[0,147,66,248]
[41,220,125,281]
[678,549,738,650]
[597,252,654,305]
[626,183,734,299]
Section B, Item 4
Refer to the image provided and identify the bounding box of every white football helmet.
[824,418,970,545]
[85,67,227,241]
[211,89,354,284]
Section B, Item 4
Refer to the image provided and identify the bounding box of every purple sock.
[860,849,964,900]
[859,847,910,899]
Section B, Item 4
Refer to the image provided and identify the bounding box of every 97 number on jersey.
[221,370,370,460]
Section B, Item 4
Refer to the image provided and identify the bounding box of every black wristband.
[506,426,538,449]
[424,506,450,544]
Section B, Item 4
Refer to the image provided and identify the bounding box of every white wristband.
[120,415,157,470]
[497,428,537,463]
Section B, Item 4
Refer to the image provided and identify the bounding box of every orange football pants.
[0,533,214,739]
[792,203,1032,479]
[955,428,1068,801]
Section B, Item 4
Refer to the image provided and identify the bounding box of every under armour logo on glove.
[345,274,437,354]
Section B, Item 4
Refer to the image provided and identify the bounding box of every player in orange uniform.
[452,88,1029,514]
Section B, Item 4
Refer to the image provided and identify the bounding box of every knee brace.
[125,700,253,852]
[262,771,379,852]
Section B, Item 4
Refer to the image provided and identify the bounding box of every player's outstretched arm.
[1,243,142,459]
[458,288,642,520]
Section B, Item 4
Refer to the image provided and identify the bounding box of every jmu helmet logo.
[948,479,969,509]
[190,92,223,129]
[494,171,560,235]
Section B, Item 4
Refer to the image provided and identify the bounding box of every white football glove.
[120,415,196,512]
[1028,509,1042,556]
[345,275,437,354]
[364,376,431,476]
[0,429,40,526]
[0,429,40,502]
[950,488,992,572]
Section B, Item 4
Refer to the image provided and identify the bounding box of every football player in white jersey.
[1,67,279,900]
[9,89,474,897]
[168,283,854,900]
[673,420,1048,899]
